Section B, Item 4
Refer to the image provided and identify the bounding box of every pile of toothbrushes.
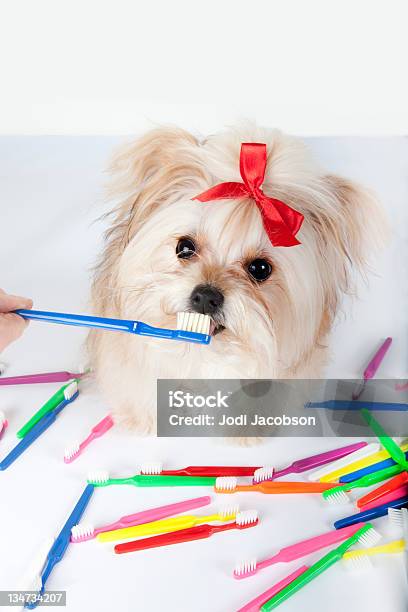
[2,332,407,609]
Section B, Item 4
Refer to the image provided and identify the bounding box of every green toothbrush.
[360,408,408,469]
[261,523,381,610]
[17,379,81,438]
[87,471,216,487]
[322,463,404,503]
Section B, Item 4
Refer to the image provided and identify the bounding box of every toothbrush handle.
[364,337,392,379]
[112,496,211,528]
[361,408,408,467]
[0,371,79,385]
[237,566,309,612]
[38,485,94,592]
[278,442,368,477]
[261,549,343,610]
[162,466,261,477]
[357,472,408,508]
[0,409,61,470]
[115,523,225,553]
[273,523,364,563]
[90,415,114,437]
[258,481,337,493]
[15,309,136,333]
[334,494,408,529]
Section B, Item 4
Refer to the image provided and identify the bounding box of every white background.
[0,3,407,612]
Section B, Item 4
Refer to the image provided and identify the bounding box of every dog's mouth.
[212,323,225,336]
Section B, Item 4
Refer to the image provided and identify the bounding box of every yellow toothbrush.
[97,506,239,542]
[320,443,408,483]
[343,539,404,559]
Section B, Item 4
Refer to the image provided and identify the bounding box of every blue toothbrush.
[340,452,408,483]
[0,382,79,471]
[15,309,211,345]
[334,494,408,529]
[305,400,408,411]
[25,484,94,609]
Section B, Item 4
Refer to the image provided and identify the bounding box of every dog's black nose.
[190,284,224,315]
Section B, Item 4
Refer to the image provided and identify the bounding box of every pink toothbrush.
[64,414,114,463]
[253,441,368,483]
[0,411,8,440]
[0,369,87,386]
[237,565,309,612]
[71,495,211,542]
[352,337,393,400]
[233,523,364,579]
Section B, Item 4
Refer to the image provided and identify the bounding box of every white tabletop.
[0,136,407,612]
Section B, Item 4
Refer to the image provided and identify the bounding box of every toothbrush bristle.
[64,380,78,400]
[358,526,382,548]
[177,311,211,335]
[236,510,258,527]
[233,558,257,579]
[140,462,163,475]
[64,442,80,463]
[0,361,7,376]
[219,505,239,519]
[215,476,237,492]
[71,523,95,542]
[324,489,350,504]
[344,554,373,571]
[0,410,6,424]
[388,507,404,527]
[87,470,109,484]
[253,466,274,483]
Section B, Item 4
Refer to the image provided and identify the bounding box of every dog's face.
[94,126,385,376]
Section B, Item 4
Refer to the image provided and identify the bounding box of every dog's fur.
[88,124,386,433]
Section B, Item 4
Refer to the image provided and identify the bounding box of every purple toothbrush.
[352,337,393,400]
[0,369,87,386]
[252,441,368,483]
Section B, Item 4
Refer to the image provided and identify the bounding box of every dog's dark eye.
[247,258,272,282]
[176,237,196,259]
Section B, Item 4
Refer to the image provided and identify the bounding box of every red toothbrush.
[357,472,408,509]
[140,462,261,477]
[114,510,258,554]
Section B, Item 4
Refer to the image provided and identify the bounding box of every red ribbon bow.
[193,143,303,247]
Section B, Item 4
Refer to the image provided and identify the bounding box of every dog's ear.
[307,174,388,321]
[106,127,207,242]
[91,127,206,313]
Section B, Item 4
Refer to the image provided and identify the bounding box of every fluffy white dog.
[88,124,385,433]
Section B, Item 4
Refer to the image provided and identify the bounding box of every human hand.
[0,289,33,352]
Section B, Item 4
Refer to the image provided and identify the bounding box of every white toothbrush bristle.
[324,489,350,504]
[176,311,211,335]
[64,442,80,462]
[236,510,258,526]
[388,507,407,529]
[71,523,95,542]
[344,554,373,571]
[0,410,6,424]
[219,505,239,519]
[140,462,163,475]
[253,466,274,483]
[234,558,257,578]
[87,470,109,484]
[64,380,78,400]
[215,476,237,492]
[358,526,382,548]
